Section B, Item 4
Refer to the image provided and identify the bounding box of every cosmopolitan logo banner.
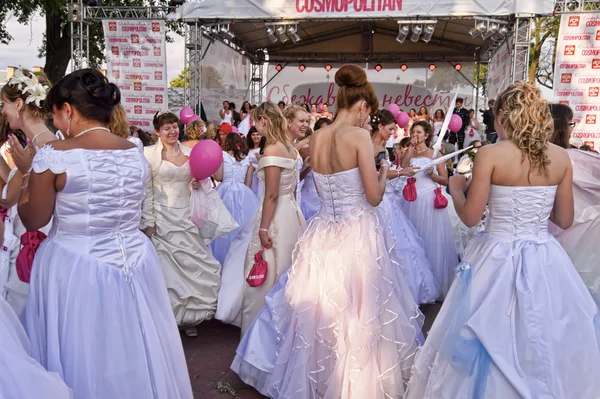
[554,13,600,150]
[170,0,553,20]
[103,20,168,128]
[266,64,478,113]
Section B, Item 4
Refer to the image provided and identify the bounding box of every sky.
[0,12,185,82]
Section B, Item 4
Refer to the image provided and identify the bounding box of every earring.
[66,118,71,137]
[359,110,364,128]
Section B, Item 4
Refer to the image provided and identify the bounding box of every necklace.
[31,128,50,144]
[415,147,429,154]
[74,127,111,138]
[163,147,181,157]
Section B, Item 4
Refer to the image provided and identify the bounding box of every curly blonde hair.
[108,104,130,138]
[254,101,290,147]
[494,81,553,178]
[186,120,205,140]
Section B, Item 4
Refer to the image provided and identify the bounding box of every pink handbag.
[434,187,448,209]
[246,249,268,287]
[403,177,417,201]
[16,230,47,283]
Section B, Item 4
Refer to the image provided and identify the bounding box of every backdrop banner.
[554,13,600,150]
[103,19,168,129]
[172,0,552,20]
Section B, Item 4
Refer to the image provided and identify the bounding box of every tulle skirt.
[23,234,193,399]
[211,181,259,265]
[379,193,439,304]
[0,294,72,398]
[300,171,320,221]
[232,207,424,398]
[401,187,458,300]
[406,233,600,398]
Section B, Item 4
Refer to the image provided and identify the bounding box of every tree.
[1,0,180,84]
[529,16,560,89]
[169,66,225,90]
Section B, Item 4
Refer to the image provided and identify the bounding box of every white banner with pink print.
[103,20,168,130]
[266,63,479,138]
[554,13,600,151]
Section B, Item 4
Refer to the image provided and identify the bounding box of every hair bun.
[80,71,115,107]
[335,64,368,88]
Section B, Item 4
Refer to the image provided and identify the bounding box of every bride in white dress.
[406,81,600,398]
[232,64,423,398]
[17,69,192,398]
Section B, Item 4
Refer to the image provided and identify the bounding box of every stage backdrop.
[266,63,480,120]
[103,20,168,129]
[554,13,600,151]
[487,35,514,100]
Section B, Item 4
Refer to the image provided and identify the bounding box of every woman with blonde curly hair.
[181,119,205,149]
[407,81,600,398]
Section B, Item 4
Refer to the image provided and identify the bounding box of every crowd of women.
[0,63,598,399]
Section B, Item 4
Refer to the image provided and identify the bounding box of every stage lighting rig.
[375,64,383,72]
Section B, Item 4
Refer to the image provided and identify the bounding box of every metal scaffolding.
[554,0,600,12]
[69,0,90,71]
[510,17,532,83]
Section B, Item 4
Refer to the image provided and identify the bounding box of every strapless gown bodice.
[313,168,371,221]
[486,184,557,242]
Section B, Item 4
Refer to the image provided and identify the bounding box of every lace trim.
[32,145,68,174]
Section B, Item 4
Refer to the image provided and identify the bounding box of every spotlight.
[401,64,408,71]
[375,64,383,72]
[469,27,480,37]
[287,25,301,43]
[396,25,410,43]
[455,63,462,71]
[499,26,508,35]
[299,64,306,72]
[489,23,499,33]
[567,0,579,11]
[220,24,235,39]
[422,24,435,43]
[266,26,277,43]
[410,24,423,42]
[276,26,289,43]
[275,64,283,72]
[476,21,487,32]
[325,64,332,71]
[429,64,436,71]
[211,26,219,34]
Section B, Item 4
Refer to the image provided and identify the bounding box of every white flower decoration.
[7,68,48,109]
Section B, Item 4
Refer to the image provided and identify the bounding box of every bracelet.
[259,228,269,233]
[396,169,401,177]
[21,183,28,189]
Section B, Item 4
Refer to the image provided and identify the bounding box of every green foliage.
[1,0,182,83]
[529,16,560,89]
[169,66,225,90]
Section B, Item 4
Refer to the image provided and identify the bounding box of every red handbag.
[246,249,268,287]
[16,230,47,283]
[434,187,448,209]
[403,177,417,202]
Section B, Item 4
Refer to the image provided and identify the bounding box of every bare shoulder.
[262,142,289,157]
[547,142,570,162]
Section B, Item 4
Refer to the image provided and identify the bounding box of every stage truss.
[69,1,536,110]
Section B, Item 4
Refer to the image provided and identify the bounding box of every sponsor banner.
[103,20,168,129]
[487,35,514,100]
[171,0,552,20]
[554,13,600,150]
[266,63,482,133]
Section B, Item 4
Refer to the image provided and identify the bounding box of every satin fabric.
[406,185,600,398]
[23,145,193,398]
[142,142,221,327]
[240,155,305,336]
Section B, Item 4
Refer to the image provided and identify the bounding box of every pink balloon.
[231,126,239,133]
[318,103,324,112]
[189,140,223,181]
[396,112,409,128]
[179,107,195,124]
[449,114,463,133]
[187,114,201,124]
[387,103,400,117]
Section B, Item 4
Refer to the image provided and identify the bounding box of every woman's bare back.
[310,125,366,175]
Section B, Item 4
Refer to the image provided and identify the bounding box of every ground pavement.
[183,303,442,399]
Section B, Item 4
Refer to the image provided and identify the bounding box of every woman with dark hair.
[548,102,600,301]
[210,133,258,264]
[314,117,333,130]
[140,109,221,338]
[370,110,439,305]
[246,126,266,197]
[15,69,192,398]
[233,65,422,398]
[401,120,457,300]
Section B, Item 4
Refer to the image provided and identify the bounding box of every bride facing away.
[232,64,423,398]
[406,81,600,399]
